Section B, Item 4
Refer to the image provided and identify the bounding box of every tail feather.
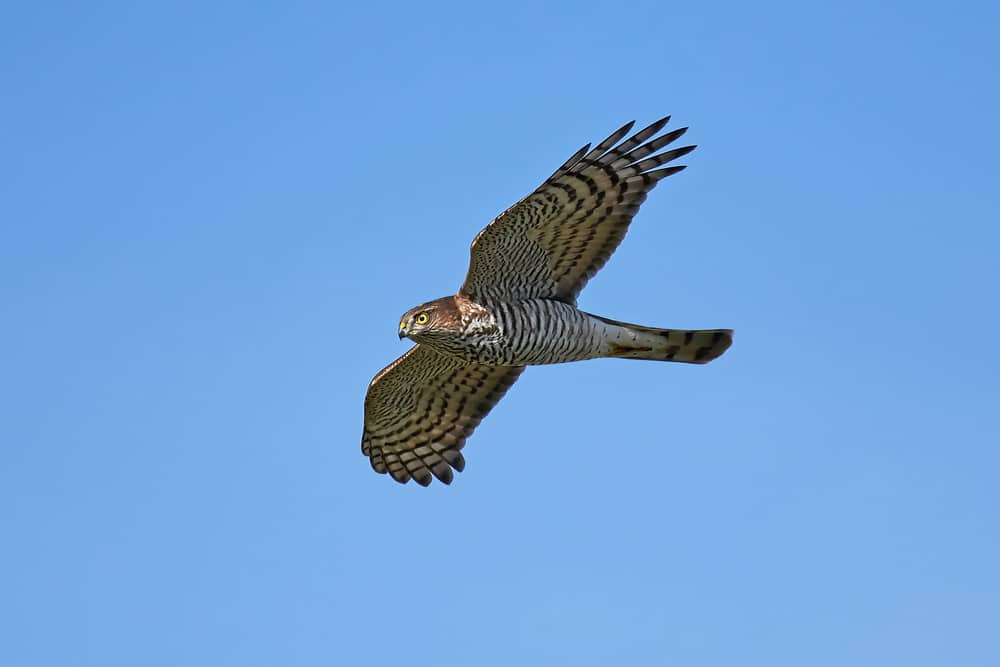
[590,314,733,364]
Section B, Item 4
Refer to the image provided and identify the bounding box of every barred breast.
[486,299,608,365]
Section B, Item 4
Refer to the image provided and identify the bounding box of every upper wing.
[362,345,525,486]
[459,116,694,303]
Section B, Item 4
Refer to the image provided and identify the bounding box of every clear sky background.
[3,1,998,665]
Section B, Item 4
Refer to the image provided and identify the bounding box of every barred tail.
[590,314,733,364]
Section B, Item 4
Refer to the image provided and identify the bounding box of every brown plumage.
[362,116,732,486]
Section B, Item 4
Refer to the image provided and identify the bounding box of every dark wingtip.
[617,120,637,135]
[432,462,454,485]
[443,449,465,472]
[638,115,671,137]
[653,114,671,129]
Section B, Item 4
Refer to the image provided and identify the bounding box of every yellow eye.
[415,312,429,325]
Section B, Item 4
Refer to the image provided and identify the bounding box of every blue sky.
[2,1,998,665]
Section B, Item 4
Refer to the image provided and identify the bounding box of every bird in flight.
[362,115,732,486]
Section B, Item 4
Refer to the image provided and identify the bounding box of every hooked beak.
[398,322,408,340]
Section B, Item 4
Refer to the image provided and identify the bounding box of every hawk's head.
[398,297,460,342]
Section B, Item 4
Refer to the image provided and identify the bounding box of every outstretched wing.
[460,116,694,303]
[362,345,525,486]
